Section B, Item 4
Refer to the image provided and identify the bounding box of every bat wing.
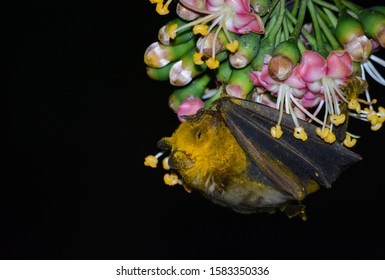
[216,96,362,200]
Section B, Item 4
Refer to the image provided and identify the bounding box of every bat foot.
[281,203,307,221]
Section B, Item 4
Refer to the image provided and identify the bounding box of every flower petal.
[179,0,208,13]
[297,50,327,82]
[326,50,353,79]
[177,96,205,122]
[229,12,265,34]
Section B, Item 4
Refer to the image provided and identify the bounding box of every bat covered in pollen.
[146,95,362,220]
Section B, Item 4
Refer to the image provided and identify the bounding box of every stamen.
[329,114,346,126]
[348,98,361,114]
[226,39,239,53]
[356,98,377,105]
[364,108,379,126]
[168,24,178,39]
[164,173,180,186]
[271,85,286,138]
[206,57,220,69]
[156,3,169,15]
[316,127,330,139]
[271,125,283,139]
[172,13,218,38]
[162,157,170,170]
[343,133,358,148]
[324,131,336,144]
[360,64,375,110]
[193,52,205,65]
[371,122,383,131]
[290,96,325,126]
[144,151,165,168]
[193,24,209,36]
[378,107,385,122]
[365,59,385,86]
[294,126,308,141]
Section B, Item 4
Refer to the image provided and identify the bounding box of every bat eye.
[196,131,203,140]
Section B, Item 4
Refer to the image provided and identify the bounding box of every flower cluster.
[144,0,385,161]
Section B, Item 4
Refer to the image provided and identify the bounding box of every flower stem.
[340,0,362,15]
[332,0,346,14]
[308,0,323,52]
[316,6,342,50]
[312,0,338,12]
[291,0,300,17]
[322,7,338,27]
[290,0,307,40]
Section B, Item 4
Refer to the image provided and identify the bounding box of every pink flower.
[297,50,353,86]
[179,0,265,34]
[177,96,205,122]
[296,50,354,143]
[249,55,311,141]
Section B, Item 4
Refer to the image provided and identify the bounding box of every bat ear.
[157,137,172,150]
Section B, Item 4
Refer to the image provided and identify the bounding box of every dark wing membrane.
[217,96,362,197]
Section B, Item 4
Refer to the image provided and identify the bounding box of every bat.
[154,94,362,220]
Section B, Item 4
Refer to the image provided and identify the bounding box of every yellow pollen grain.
[343,134,357,148]
[330,114,346,126]
[316,127,329,139]
[150,0,163,3]
[270,125,283,139]
[162,157,170,170]
[144,155,158,168]
[226,39,239,53]
[294,127,308,141]
[371,122,383,131]
[378,107,385,122]
[193,52,204,65]
[193,24,209,36]
[348,99,361,114]
[168,24,178,39]
[206,57,220,69]
[365,108,379,125]
[156,3,169,15]
[164,173,179,186]
[324,132,336,144]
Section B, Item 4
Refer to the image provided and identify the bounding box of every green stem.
[340,0,362,15]
[332,0,346,14]
[267,0,286,42]
[312,0,338,12]
[308,0,323,51]
[290,0,307,40]
[283,16,290,41]
[297,39,306,53]
[316,9,342,50]
[291,0,300,17]
[262,0,281,24]
[322,7,338,27]
[285,9,317,49]
[315,5,334,29]
[264,13,278,36]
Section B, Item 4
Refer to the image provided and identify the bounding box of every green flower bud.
[229,32,261,69]
[215,60,233,83]
[158,18,194,46]
[272,38,301,65]
[250,0,272,17]
[358,9,385,48]
[369,6,385,15]
[335,13,365,46]
[168,74,212,112]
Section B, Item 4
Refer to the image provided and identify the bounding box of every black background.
[3,1,385,260]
